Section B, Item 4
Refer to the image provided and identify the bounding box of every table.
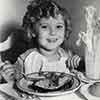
[0,81,88,100]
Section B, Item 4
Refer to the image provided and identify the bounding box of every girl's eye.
[41,25,48,29]
[56,25,64,29]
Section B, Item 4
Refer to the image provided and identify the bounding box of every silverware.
[20,72,45,82]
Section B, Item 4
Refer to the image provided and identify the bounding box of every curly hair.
[22,0,72,40]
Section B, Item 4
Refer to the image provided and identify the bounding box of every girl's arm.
[14,48,36,79]
[66,55,85,72]
[0,51,25,82]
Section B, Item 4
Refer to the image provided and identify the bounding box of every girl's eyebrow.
[56,23,65,26]
[39,22,64,24]
[39,23,48,25]
[57,23,64,25]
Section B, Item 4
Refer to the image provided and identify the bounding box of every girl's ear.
[27,27,36,39]
[27,32,36,39]
[31,33,36,38]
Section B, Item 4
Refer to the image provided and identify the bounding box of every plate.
[80,83,100,100]
[16,72,81,97]
[77,72,100,83]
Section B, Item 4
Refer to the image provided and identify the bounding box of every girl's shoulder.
[19,48,38,61]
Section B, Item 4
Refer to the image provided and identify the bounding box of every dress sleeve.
[14,49,34,79]
[66,52,85,72]
[14,57,24,80]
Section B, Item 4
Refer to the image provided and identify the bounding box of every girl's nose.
[49,27,56,36]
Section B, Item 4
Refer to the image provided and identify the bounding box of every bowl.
[88,82,100,97]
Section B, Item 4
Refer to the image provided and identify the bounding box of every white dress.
[16,48,72,74]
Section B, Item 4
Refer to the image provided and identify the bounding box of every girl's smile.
[46,38,58,43]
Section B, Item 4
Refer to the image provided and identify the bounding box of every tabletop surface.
[0,81,87,100]
[0,72,100,100]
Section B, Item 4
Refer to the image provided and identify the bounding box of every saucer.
[77,72,100,83]
[80,83,100,100]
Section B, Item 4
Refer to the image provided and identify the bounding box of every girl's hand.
[1,61,16,82]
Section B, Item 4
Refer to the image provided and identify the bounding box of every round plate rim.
[77,72,100,83]
[16,72,81,97]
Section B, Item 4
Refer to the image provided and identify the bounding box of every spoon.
[20,72,45,82]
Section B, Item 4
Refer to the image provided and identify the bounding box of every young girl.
[0,0,85,81]
[0,0,85,99]
[15,0,85,75]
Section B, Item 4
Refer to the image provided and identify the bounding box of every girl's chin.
[46,44,61,50]
[39,41,63,51]
[40,45,58,51]
[47,41,63,47]
[44,47,57,51]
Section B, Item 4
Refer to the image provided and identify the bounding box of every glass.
[78,6,100,80]
[85,47,100,80]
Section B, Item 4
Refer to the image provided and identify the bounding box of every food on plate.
[28,72,74,92]
[88,82,100,97]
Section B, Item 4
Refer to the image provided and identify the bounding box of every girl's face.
[36,14,65,51]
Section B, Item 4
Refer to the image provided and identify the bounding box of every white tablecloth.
[0,82,85,100]
[40,93,83,100]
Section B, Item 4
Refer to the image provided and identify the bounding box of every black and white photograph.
[0,0,100,100]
